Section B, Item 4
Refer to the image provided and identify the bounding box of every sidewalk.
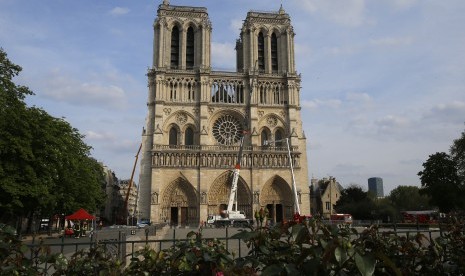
[20,231,64,243]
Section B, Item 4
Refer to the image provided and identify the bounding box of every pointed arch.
[271,32,278,72]
[186,26,195,69]
[257,31,265,71]
[208,171,252,217]
[261,175,294,221]
[261,127,271,147]
[275,128,284,147]
[169,125,179,147]
[185,126,194,146]
[171,25,180,68]
[160,177,198,225]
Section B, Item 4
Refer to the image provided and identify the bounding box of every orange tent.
[65,208,95,220]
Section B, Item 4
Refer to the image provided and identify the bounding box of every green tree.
[450,126,465,185]
[0,48,42,223]
[418,152,463,213]
[0,48,105,228]
[388,185,431,212]
[374,197,397,223]
[334,185,376,220]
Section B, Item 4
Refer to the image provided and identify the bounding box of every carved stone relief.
[176,112,188,125]
[267,115,278,127]
[163,108,172,115]
[151,192,159,205]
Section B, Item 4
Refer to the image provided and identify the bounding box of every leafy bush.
[125,229,238,275]
[1,217,464,275]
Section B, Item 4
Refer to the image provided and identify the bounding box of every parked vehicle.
[400,210,443,224]
[330,214,353,224]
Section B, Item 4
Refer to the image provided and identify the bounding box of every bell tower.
[237,5,296,75]
[152,2,211,70]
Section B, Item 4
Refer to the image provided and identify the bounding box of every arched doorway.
[161,177,198,226]
[261,175,294,224]
[208,171,252,218]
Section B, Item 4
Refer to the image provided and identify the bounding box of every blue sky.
[1,0,464,194]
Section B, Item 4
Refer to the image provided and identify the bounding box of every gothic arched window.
[275,129,284,147]
[258,32,265,71]
[169,127,179,147]
[271,33,278,72]
[185,127,194,146]
[171,26,180,68]
[261,129,269,147]
[186,27,195,69]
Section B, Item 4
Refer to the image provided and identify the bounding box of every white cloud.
[387,0,419,10]
[423,101,465,124]
[41,71,127,110]
[109,7,130,16]
[299,0,368,27]
[375,115,410,134]
[302,98,342,110]
[229,19,242,36]
[325,45,358,56]
[369,36,413,47]
[85,130,116,141]
[211,42,235,70]
[295,43,312,60]
[377,115,409,127]
[346,92,372,103]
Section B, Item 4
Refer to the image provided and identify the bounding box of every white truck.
[207,211,252,228]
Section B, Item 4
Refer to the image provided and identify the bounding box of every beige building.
[101,166,139,224]
[138,1,310,225]
[101,165,119,224]
[118,180,139,222]
[310,177,342,219]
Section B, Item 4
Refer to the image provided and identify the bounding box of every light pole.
[264,137,300,215]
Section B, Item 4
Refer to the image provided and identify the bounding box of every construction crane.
[226,133,247,217]
[211,132,253,227]
[264,137,307,223]
[121,143,142,225]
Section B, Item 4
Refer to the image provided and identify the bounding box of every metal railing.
[24,223,451,274]
[25,226,250,274]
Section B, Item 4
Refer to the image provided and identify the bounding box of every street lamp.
[264,137,300,214]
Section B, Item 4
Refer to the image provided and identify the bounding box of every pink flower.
[216,272,224,276]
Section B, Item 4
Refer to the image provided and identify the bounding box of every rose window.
[212,115,243,145]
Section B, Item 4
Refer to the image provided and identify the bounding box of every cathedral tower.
[138,2,310,225]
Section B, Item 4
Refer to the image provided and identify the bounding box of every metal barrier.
[25,225,447,274]
[25,226,250,274]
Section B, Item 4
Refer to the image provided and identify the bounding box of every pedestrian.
[73,222,81,239]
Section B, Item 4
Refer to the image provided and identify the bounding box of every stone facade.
[138,2,310,225]
[118,180,139,221]
[310,177,342,219]
[101,165,119,224]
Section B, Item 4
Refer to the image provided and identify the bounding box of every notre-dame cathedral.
[138,1,310,225]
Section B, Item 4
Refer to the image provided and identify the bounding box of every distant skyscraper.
[368,177,384,197]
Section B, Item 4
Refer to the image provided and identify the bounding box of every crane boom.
[285,138,300,214]
[227,136,245,213]
[123,143,142,224]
